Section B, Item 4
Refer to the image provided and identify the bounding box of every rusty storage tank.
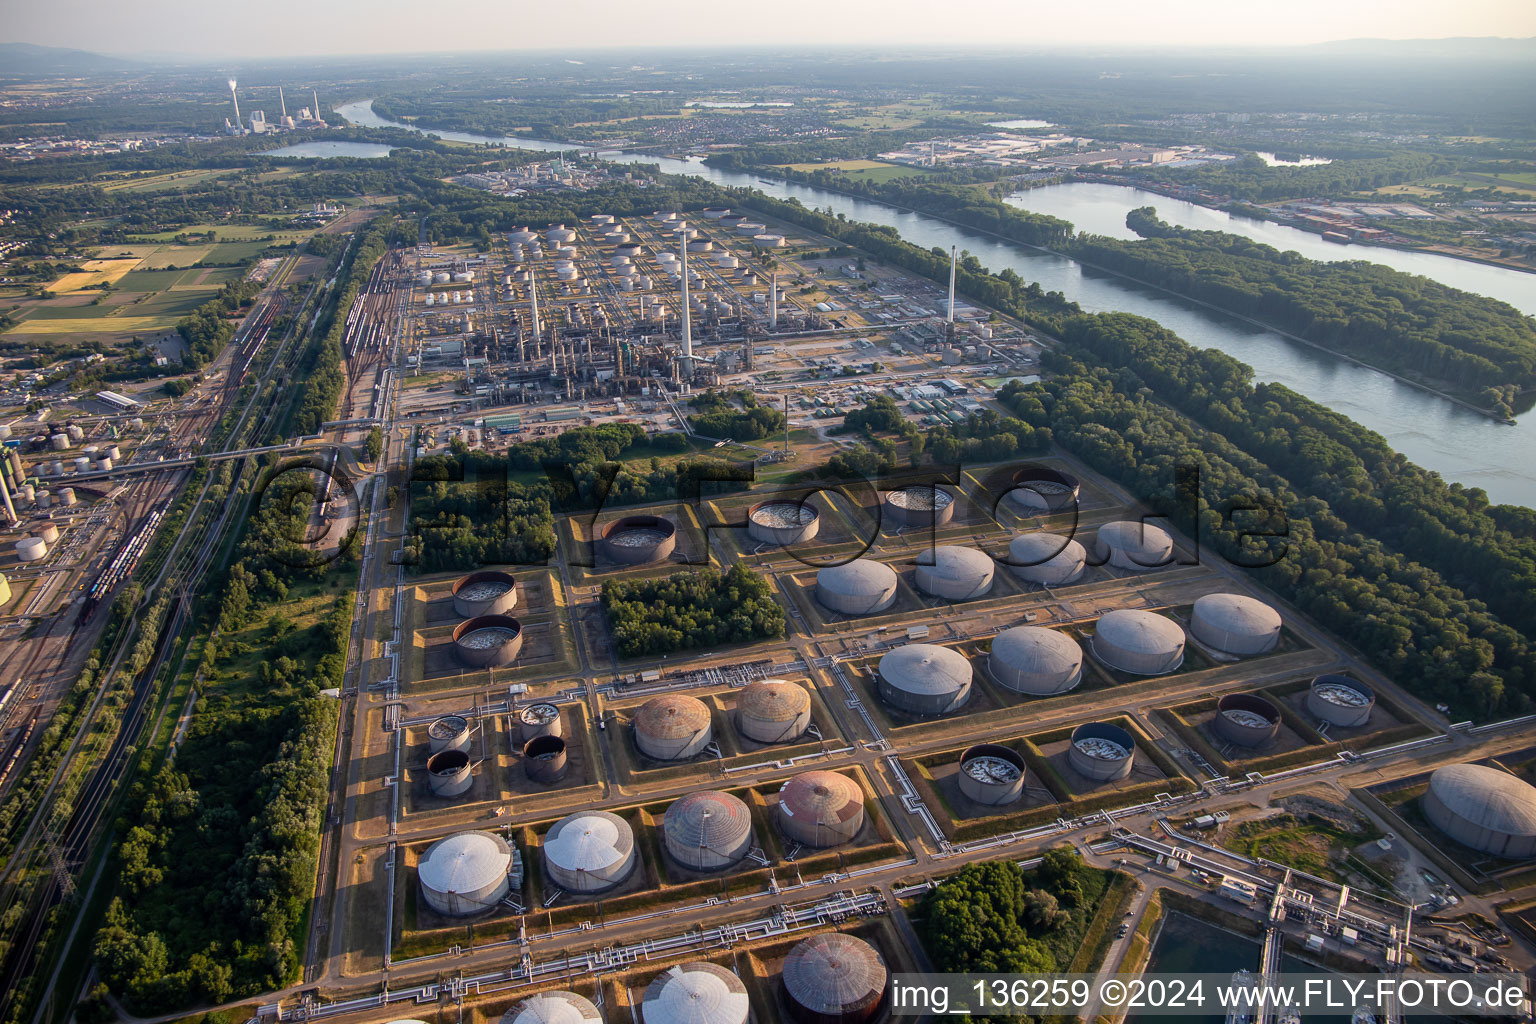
[452,614,524,667]
[1190,593,1282,656]
[427,748,474,797]
[662,790,753,870]
[1306,674,1376,728]
[1068,722,1136,781]
[957,744,1026,805]
[600,514,677,564]
[37,522,60,545]
[500,991,602,1024]
[782,932,888,1024]
[988,626,1083,695]
[1006,532,1087,586]
[542,810,637,893]
[1090,610,1185,675]
[748,498,820,546]
[517,702,564,743]
[735,679,812,743]
[1214,693,1282,748]
[523,735,569,783]
[641,963,749,1024]
[816,559,898,615]
[1094,521,1174,572]
[428,715,473,754]
[777,771,864,848]
[913,545,994,600]
[883,484,954,528]
[633,694,713,761]
[453,570,518,617]
[417,830,519,917]
[876,643,971,716]
[1006,465,1081,514]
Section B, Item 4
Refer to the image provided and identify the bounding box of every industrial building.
[816,559,898,615]
[988,626,1083,694]
[1306,674,1375,728]
[913,545,994,600]
[1094,521,1174,571]
[735,679,812,743]
[957,744,1026,805]
[662,790,754,870]
[641,963,750,1024]
[777,771,865,848]
[417,831,520,917]
[500,991,604,1024]
[1422,763,1536,859]
[543,810,638,893]
[632,694,713,761]
[1090,610,1186,675]
[876,643,972,715]
[1007,532,1086,585]
[781,933,888,1024]
[1189,593,1282,656]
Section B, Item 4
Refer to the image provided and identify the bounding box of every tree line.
[600,562,785,657]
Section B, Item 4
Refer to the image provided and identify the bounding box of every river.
[335,100,1536,507]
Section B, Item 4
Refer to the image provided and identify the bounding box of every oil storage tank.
[1306,674,1375,728]
[883,485,954,528]
[428,715,473,754]
[988,626,1083,695]
[876,644,971,715]
[735,679,812,743]
[777,771,864,848]
[641,963,749,1024]
[781,932,888,1024]
[417,831,518,917]
[913,545,994,600]
[453,615,524,667]
[1094,521,1174,571]
[599,515,676,564]
[1190,593,1282,656]
[500,991,603,1024]
[453,570,518,617]
[1006,466,1081,514]
[523,735,569,783]
[427,749,474,797]
[15,536,46,562]
[662,790,753,870]
[1007,532,1086,585]
[748,499,820,546]
[816,559,897,615]
[633,694,712,761]
[1214,694,1282,748]
[957,744,1026,805]
[1090,610,1185,675]
[1068,723,1136,781]
[517,702,563,743]
[542,810,637,893]
[1422,763,1536,859]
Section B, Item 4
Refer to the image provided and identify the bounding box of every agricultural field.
[779,158,930,183]
[826,98,951,130]
[96,167,244,193]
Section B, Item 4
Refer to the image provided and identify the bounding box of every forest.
[599,562,785,657]
[174,279,262,368]
[688,389,786,442]
[1070,209,1536,400]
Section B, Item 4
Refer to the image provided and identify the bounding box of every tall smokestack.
[947,245,957,323]
[229,79,240,124]
[279,86,287,119]
[769,271,778,330]
[680,226,693,365]
[529,278,541,345]
[313,89,321,120]
[0,468,15,523]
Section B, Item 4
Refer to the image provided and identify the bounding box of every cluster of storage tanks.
[449,571,523,668]
[631,680,813,761]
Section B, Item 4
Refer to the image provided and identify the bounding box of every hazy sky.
[3,0,1533,58]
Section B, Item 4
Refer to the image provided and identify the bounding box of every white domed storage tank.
[1422,763,1536,859]
[1095,521,1173,571]
[735,679,812,743]
[913,545,994,600]
[988,626,1083,695]
[662,790,753,870]
[417,831,518,917]
[542,810,637,893]
[1007,533,1086,585]
[500,991,603,1024]
[1090,610,1185,675]
[876,644,971,715]
[816,559,898,615]
[777,771,864,848]
[633,694,712,761]
[1190,593,1282,656]
[642,963,749,1024]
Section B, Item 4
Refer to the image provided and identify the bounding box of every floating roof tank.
[1214,693,1282,748]
[1090,610,1185,675]
[599,514,677,565]
[500,991,603,1024]
[543,810,636,893]
[1190,593,1282,656]
[452,615,524,667]
[748,499,820,546]
[641,963,749,1024]
[1306,674,1375,728]
[417,831,517,917]
[957,744,1026,805]
[1068,722,1136,781]
[816,559,898,615]
[913,545,994,600]
[883,485,954,528]
[427,748,474,797]
[453,570,518,617]
[523,734,569,783]
[735,679,812,744]
[988,626,1083,695]
[1095,521,1174,571]
[663,790,753,870]
[781,933,888,1024]
[428,715,473,754]
[633,694,712,761]
[876,643,972,715]
[1422,763,1536,859]
[517,702,563,743]
[777,771,864,848]
[1007,466,1081,514]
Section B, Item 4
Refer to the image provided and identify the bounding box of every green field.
[779,158,929,183]
[97,168,242,193]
